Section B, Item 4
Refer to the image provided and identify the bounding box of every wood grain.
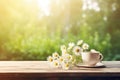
[0,61,119,79]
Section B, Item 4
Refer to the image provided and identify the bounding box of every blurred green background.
[0,0,120,60]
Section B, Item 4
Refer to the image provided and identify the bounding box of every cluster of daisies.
[47,40,89,70]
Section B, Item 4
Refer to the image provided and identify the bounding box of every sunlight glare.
[82,0,100,12]
[37,0,50,16]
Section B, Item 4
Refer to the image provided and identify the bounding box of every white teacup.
[81,50,103,66]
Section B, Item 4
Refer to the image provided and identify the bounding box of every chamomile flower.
[47,56,54,62]
[61,45,66,51]
[62,54,73,62]
[52,60,60,68]
[62,54,69,60]
[61,45,67,55]
[77,40,83,45]
[68,42,75,50]
[59,56,64,63]
[73,46,83,56]
[52,52,59,59]
[82,43,89,50]
[61,50,68,56]
[66,54,73,62]
[62,62,70,70]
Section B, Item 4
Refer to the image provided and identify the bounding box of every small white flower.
[61,45,66,51]
[63,54,73,62]
[47,56,54,62]
[73,46,83,56]
[62,54,69,60]
[52,60,60,68]
[68,42,75,50]
[59,56,64,63]
[69,42,75,47]
[62,62,70,70]
[61,45,67,55]
[67,54,73,62]
[82,43,89,50]
[77,40,83,45]
[52,52,59,59]
[61,50,68,56]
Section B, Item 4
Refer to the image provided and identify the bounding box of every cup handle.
[99,53,103,61]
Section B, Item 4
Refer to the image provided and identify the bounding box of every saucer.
[76,62,106,68]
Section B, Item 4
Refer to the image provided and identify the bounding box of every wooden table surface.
[0,61,120,80]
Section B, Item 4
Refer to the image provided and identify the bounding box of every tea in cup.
[81,49,103,66]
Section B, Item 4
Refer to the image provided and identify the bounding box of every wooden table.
[0,61,120,80]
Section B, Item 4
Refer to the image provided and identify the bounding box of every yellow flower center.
[54,62,58,66]
[60,58,63,62]
[76,49,80,52]
[67,56,71,60]
[65,63,69,67]
[55,54,58,57]
[49,58,53,62]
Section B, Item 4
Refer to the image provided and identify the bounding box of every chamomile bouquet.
[47,40,89,70]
